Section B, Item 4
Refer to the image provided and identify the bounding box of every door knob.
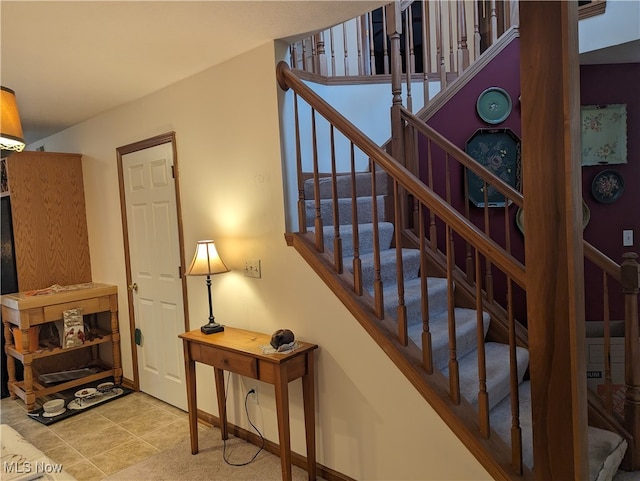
[128,283,138,292]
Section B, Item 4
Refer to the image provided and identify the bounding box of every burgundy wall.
[420,38,639,324]
[580,63,640,321]
[422,39,527,323]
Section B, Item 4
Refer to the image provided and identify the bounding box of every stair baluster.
[475,250,490,438]
[349,143,363,296]
[622,252,640,469]
[329,126,343,274]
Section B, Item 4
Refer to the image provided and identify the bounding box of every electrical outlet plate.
[244,259,261,278]
[244,379,259,404]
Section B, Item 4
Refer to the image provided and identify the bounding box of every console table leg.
[214,367,228,440]
[275,364,293,481]
[183,340,199,454]
[302,353,317,480]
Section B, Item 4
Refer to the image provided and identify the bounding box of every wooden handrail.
[399,107,523,208]
[584,240,621,281]
[277,61,526,289]
[278,59,532,479]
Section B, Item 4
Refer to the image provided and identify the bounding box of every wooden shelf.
[2,283,122,411]
[5,330,113,362]
[12,364,114,400]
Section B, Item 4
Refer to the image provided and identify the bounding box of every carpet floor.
[105,425,320,481]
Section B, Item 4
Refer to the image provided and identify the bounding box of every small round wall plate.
[591,169,624,204]
[476,87,512,124]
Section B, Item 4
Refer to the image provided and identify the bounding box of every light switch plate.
[244,260,261,278]
[623,230,633,247]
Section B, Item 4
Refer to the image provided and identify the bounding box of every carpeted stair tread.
[308,222,394,257]
[305,195,389,227]
[490,381,628,481]
[408,307,490,370]
[384,277,450,328]
[441,342,529,411]
[348,248,421,292]
[303,170,390,199]
[302,164,635,479]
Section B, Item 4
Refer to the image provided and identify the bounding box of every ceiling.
[1,1,386,145]
[2,1,637,146]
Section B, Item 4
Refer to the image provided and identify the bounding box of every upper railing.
[289,0,519,112]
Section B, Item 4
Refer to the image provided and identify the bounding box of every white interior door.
[120,141,186,409]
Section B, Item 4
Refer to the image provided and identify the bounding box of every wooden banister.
[278,4,638,469]
[278,61,526,289]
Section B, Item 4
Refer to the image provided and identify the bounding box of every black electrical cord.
[222,373,265,466]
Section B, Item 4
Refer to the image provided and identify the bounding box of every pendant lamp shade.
[0,86,26,153]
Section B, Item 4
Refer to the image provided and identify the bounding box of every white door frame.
[116,131,190,392]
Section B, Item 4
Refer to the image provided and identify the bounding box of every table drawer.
[43,296,111,322]
[191,345,258,378]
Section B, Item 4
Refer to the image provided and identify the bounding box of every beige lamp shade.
[0,86,25,153]
[187,240,229,276]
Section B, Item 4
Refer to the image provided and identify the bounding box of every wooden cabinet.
[1,283,122,411]
[5,151,91,292]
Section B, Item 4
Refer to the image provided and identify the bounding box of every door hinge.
[171,165,175,179]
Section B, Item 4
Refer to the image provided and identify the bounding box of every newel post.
[622,252,640,469]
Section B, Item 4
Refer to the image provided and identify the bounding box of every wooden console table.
[179,327,318,481]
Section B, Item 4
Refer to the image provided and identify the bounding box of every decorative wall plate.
[581,104,627,166]
[591,169,624,204]
[476,87,512,124]
[465,128,521,208]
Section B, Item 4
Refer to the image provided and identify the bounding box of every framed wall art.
[581,104,627,166]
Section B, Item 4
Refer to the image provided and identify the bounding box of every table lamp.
[187,240,229,334]
[1,86,26,155]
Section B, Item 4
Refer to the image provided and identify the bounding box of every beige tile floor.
[1,392,192,480]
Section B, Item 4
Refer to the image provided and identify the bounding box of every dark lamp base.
[201,322,224,335]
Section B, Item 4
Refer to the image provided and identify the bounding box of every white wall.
[29,41,489,481]
[579,0,640,54]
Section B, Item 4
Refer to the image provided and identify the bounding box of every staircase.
[304,169,628,480]
[278,2,640,478]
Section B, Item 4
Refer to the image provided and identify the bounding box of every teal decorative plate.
[476,87,512,124]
